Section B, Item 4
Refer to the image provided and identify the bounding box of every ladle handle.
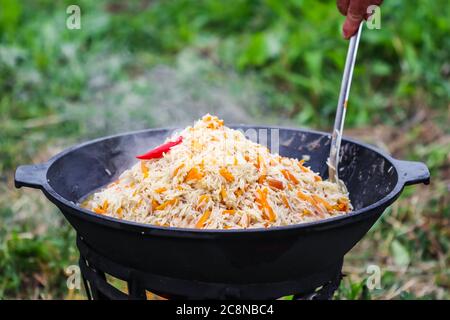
[328,22,363,183]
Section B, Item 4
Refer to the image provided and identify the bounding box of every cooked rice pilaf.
[82,115,352,229]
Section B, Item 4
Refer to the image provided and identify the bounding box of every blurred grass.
[0,0,449,299]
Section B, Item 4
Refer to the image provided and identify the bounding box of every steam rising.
[65,50,283,139]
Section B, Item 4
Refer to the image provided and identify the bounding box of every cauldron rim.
[16,125,430,237]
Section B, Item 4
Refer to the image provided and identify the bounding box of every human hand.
[337,0,383,39]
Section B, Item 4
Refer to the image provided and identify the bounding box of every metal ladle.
[328,22,363,186]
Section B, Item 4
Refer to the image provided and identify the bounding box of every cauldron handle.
[15,163,49,190]
[394,159,430,186]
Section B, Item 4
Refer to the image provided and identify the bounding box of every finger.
[348,0,368,21]
[343,17,361,39]
[342,0,366,39]
[337,0,350,16]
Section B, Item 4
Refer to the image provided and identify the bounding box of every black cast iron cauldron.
[15,126,429,298]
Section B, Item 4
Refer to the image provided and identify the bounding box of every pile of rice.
[82,115,351,229]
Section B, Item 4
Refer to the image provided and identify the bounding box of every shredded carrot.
[205,116,224,129]
[297,160,310,173]
[134,199,143,210]
[262,205,276,222]
[116,207,123,219]
[141,161,149,178]
[94,200,109,214]
[197,195,210,209]
[297,190,311,202]
[172,163,185,177]
[258,175,267,184]
[195,210,211,228]
[281,169,291,182]
[297,190,323,213]
[281,169,299,184]
[154,187,167,193]
[255,188,276,222]
[288,171,299,184]
[256,154,264,169]
[151,199,160,210]
[312,195,334,211]
[234,188,243,198]
[256,154,267,185]
[198,194,209,203]
[244,155,250,162]
[219,167,235,183]
[282,195,291,209]
[94,207,106,214]
[222,209,235,215]
[267,179,284,190]
[334,197,349,211]
[221,186,228,201]
[185,167,204,182]
[156,198,178,210]
[255,189,265,209]
[314,175,322,182]
[300,166,310,173]
[199,160,205,170]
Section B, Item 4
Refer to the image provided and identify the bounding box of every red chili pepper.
[136,136,183,160]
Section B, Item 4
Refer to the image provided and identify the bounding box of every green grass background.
[0,0,448,299]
